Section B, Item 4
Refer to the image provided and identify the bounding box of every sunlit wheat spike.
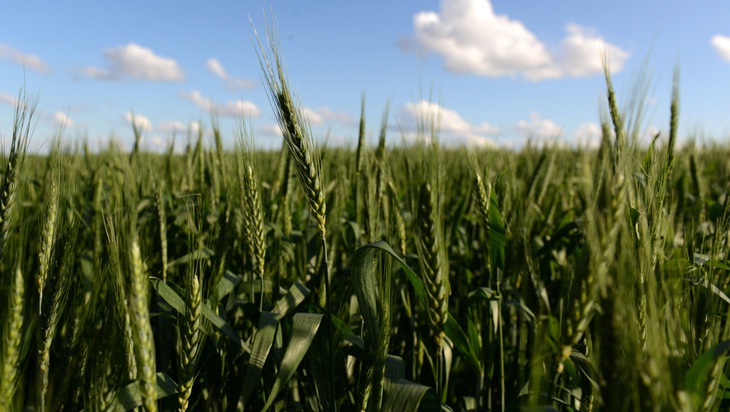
[355,93,366,175]
[416,182,449,345]
[374,102,389,165]
[248,168,266,273]
[237,123,267,307]
[254,24,327,238]
[37,177,58,313]
[178,265,202,412]
[280,150,293,237]
[0,91,35,263]
[130,239,157,412]
[0,265,25,405]
[275,89,327,236]
[602,59,624,169]
[473,172,491,226]
[667,67,680,171]
[702,360,723,411]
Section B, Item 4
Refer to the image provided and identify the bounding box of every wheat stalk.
[362,168,380,243]
[156,182,169,280]
[355,94,366,175]
[92,172,105,280]
[386,178,407,256]
[373,104,391,227]
[254,22,332,316]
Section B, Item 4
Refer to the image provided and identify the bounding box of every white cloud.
[78,67,111,79]
[517,113,562,140]
[0,44,50,74]
[143,135,171,152]
[206,58,255,90]
[402,100,499,134]
[53,112,74,127]
[180,90,214,111]
[189,120,201,134]
[573,122,602,148]
[123,112,152,131]
[157,120,202,135]
[207,58,226,79]
[411,0,627,81]
[0,92,17,107]
[643,125,660,143]
[711,35,730,61]
[558,24,628,78]
[302,107,324,126]
[81,43,184,82]
[157,121,187,133]
[259,123,283,137]
[180,90,261,118]
[301,107,355,127]
[398,100,498,147]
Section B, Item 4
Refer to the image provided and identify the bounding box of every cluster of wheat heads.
[3,25,730,412]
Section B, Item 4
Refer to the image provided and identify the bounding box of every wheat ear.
[355,93,366,175]
[237,123,267,307]
[130,239,157,412]
[254,24,331,313]
[417,182,449,344]
[178,263,202,411]
[37,177,58,314]
[0,265,25,407]
[254,27,326,238]
[0,92,34,263]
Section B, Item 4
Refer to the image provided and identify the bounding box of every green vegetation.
[2,31,730,412]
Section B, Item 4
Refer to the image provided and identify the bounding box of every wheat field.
[1,29,730,412]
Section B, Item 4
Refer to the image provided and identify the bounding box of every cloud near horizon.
[397,100,499,147]
[123,111,152,131]
[206,58,256,90]
[179,90,261,118]
[0,43,51,74]
[156,120,202,135]
[517,112,562,141]
[53,112,74,127]
[410,0,628,81]
[81,43,184,82]
[711,35,730,61]
[301,107,355,127]
[0,92,17,107]
[573,122,602,148]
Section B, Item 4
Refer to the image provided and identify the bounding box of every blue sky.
[1,0,730,152]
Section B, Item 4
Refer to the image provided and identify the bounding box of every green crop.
[1,28,730,412]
